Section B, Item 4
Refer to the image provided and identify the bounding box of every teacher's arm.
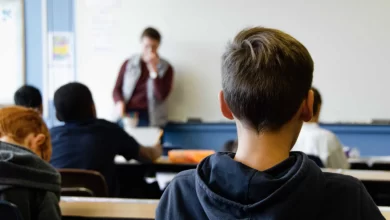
[113,60,129,103]
[153,66,174,101]
[113,60,129,115]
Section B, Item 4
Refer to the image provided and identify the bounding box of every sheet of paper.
[124,127,162,147]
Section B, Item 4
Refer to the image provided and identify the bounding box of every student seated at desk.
[0,106,61,220]
[14,85,43,115]
[156,27,383,219]
[292,87,349,169]
[50,82,162,196]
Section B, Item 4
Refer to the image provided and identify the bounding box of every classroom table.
[61,197,158,220]
[348,156,390,170]
[60,196,390,220]
[115,156,197,173]
[381,207,390,219]
[323,169,390,181]
[115,156,196,198]
[115,154,390,204]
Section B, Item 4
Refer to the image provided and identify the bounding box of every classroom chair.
[372,163,390,171]
[59,169,109,197]
[350,162,370,170]
[362,180,390,206]
[0,200,24,220]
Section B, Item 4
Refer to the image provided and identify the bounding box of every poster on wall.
[48,32,74,66]
[47,32,75,99]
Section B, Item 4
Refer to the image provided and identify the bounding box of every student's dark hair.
[14,85,42,109]
[222,27,314,132]
[222,140,238,153]
[54,82,95,122]
[141,27,161,42]
[312,87,322,116]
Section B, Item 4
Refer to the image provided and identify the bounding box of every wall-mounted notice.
[47,32,75,99]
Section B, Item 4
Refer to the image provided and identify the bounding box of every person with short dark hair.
[292,87,349,169]
[113,27,174,127]
[221,139,238,153]
[50,82,162,196]
[156,27,383,219]
[14,85,43,115]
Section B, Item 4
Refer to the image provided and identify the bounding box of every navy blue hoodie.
[156,152,384,220]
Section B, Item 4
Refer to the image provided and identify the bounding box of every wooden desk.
[115,155,197,173]
[61,197,158,219]
[115,156,196,198]
[380,207,390,219]
[61,197,390,220]
[323,169,390,181]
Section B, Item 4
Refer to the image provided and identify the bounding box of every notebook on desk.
[124,127,163,147]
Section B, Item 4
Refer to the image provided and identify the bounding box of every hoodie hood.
[0,141,61,193]
[195,152,326,219]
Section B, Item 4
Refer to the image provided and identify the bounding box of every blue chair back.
[0,200,23,220]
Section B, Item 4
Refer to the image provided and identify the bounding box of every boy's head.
[54,82,96,122]
[14,85,43,115]
[0,106,51,161]
[220,27,314,136]
[311,87,322,123]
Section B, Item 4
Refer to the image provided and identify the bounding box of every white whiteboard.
[75,0,390,123]
[0,0,24,104]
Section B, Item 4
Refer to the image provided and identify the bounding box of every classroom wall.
[25,0,43,90]
[75,0,390,123]
[163,123,390,156]
[25,0,74,126]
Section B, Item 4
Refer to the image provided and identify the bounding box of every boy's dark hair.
[141,27,161,42]
[221,140,238,153]
[222,27,314,132]
[14,85,42,109]
[312,87,322,116]
[54,82,95,122]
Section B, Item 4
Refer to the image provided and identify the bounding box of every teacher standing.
[113,27,174,127]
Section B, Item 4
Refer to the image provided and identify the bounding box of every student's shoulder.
[168,169,197,190]
[323,172,362,193]
[49,125,66,135]
[95,119,123,130]
[315,127,341,146]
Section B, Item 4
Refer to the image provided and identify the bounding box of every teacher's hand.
[116,101,126,117]
[146,53,160,73]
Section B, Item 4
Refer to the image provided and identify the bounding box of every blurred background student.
[50,82,162,196]
[292,87,349,169]
[113,27,174,127]
[221,140,238,153]
[14,85,43,115]
[0,106,61,220]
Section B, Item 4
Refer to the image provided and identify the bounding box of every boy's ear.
[25,133,46,159]
[219,91,234,120]
[300,89,314,122]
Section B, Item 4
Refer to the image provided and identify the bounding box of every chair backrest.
[58,169,109,197]
[307,155,324,168]
[372,163,390,171]
[0,200,24,220]
[362,180,390,206]
[350,162,370,170]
